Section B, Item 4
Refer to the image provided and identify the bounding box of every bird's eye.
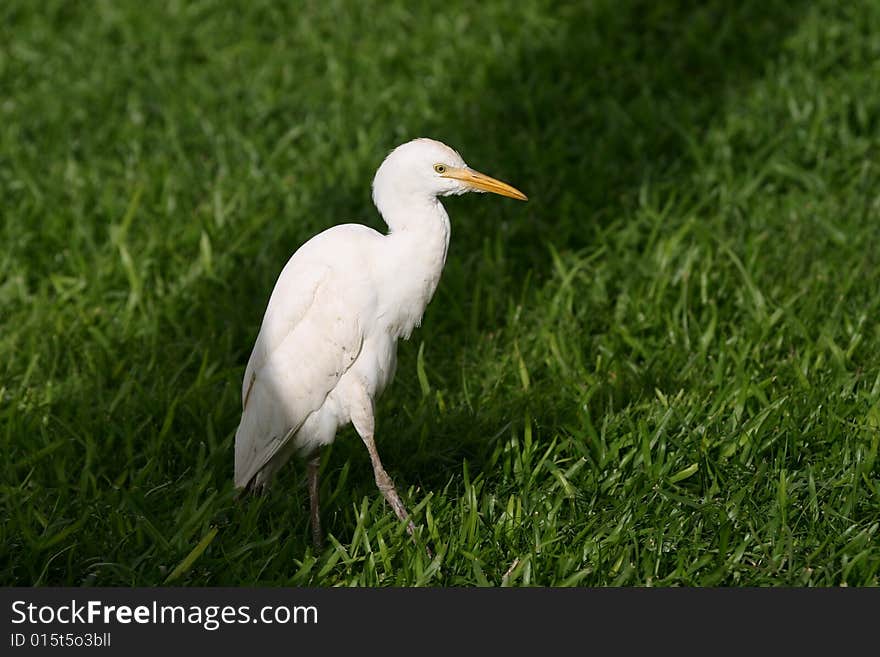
[434,164,447,174]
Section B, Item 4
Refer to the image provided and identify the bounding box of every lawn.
[1,0,878,586]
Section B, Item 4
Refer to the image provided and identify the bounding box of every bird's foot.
[377,477,432,557]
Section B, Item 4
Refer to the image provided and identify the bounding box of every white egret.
[234,138,527,547]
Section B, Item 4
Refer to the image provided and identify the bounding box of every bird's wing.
[234,260,364,489]
[240,264,325,408]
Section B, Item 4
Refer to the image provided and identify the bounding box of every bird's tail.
[234,414,271,490]
[234,378,300,491]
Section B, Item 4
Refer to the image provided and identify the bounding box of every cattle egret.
[234,138,527,547]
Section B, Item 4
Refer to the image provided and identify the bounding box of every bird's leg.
[307,451,323,549]
[360,431,417,537]
[351,389,429,554]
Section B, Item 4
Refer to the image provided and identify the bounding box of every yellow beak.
[442,167,528,201]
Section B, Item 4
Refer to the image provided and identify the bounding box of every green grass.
[2,0,879,586]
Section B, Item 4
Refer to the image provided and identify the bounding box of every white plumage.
[234,138,526,546]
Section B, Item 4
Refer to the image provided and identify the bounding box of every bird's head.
[372,138,527,225]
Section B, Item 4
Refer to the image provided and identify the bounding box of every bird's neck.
[378,196,451,339]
